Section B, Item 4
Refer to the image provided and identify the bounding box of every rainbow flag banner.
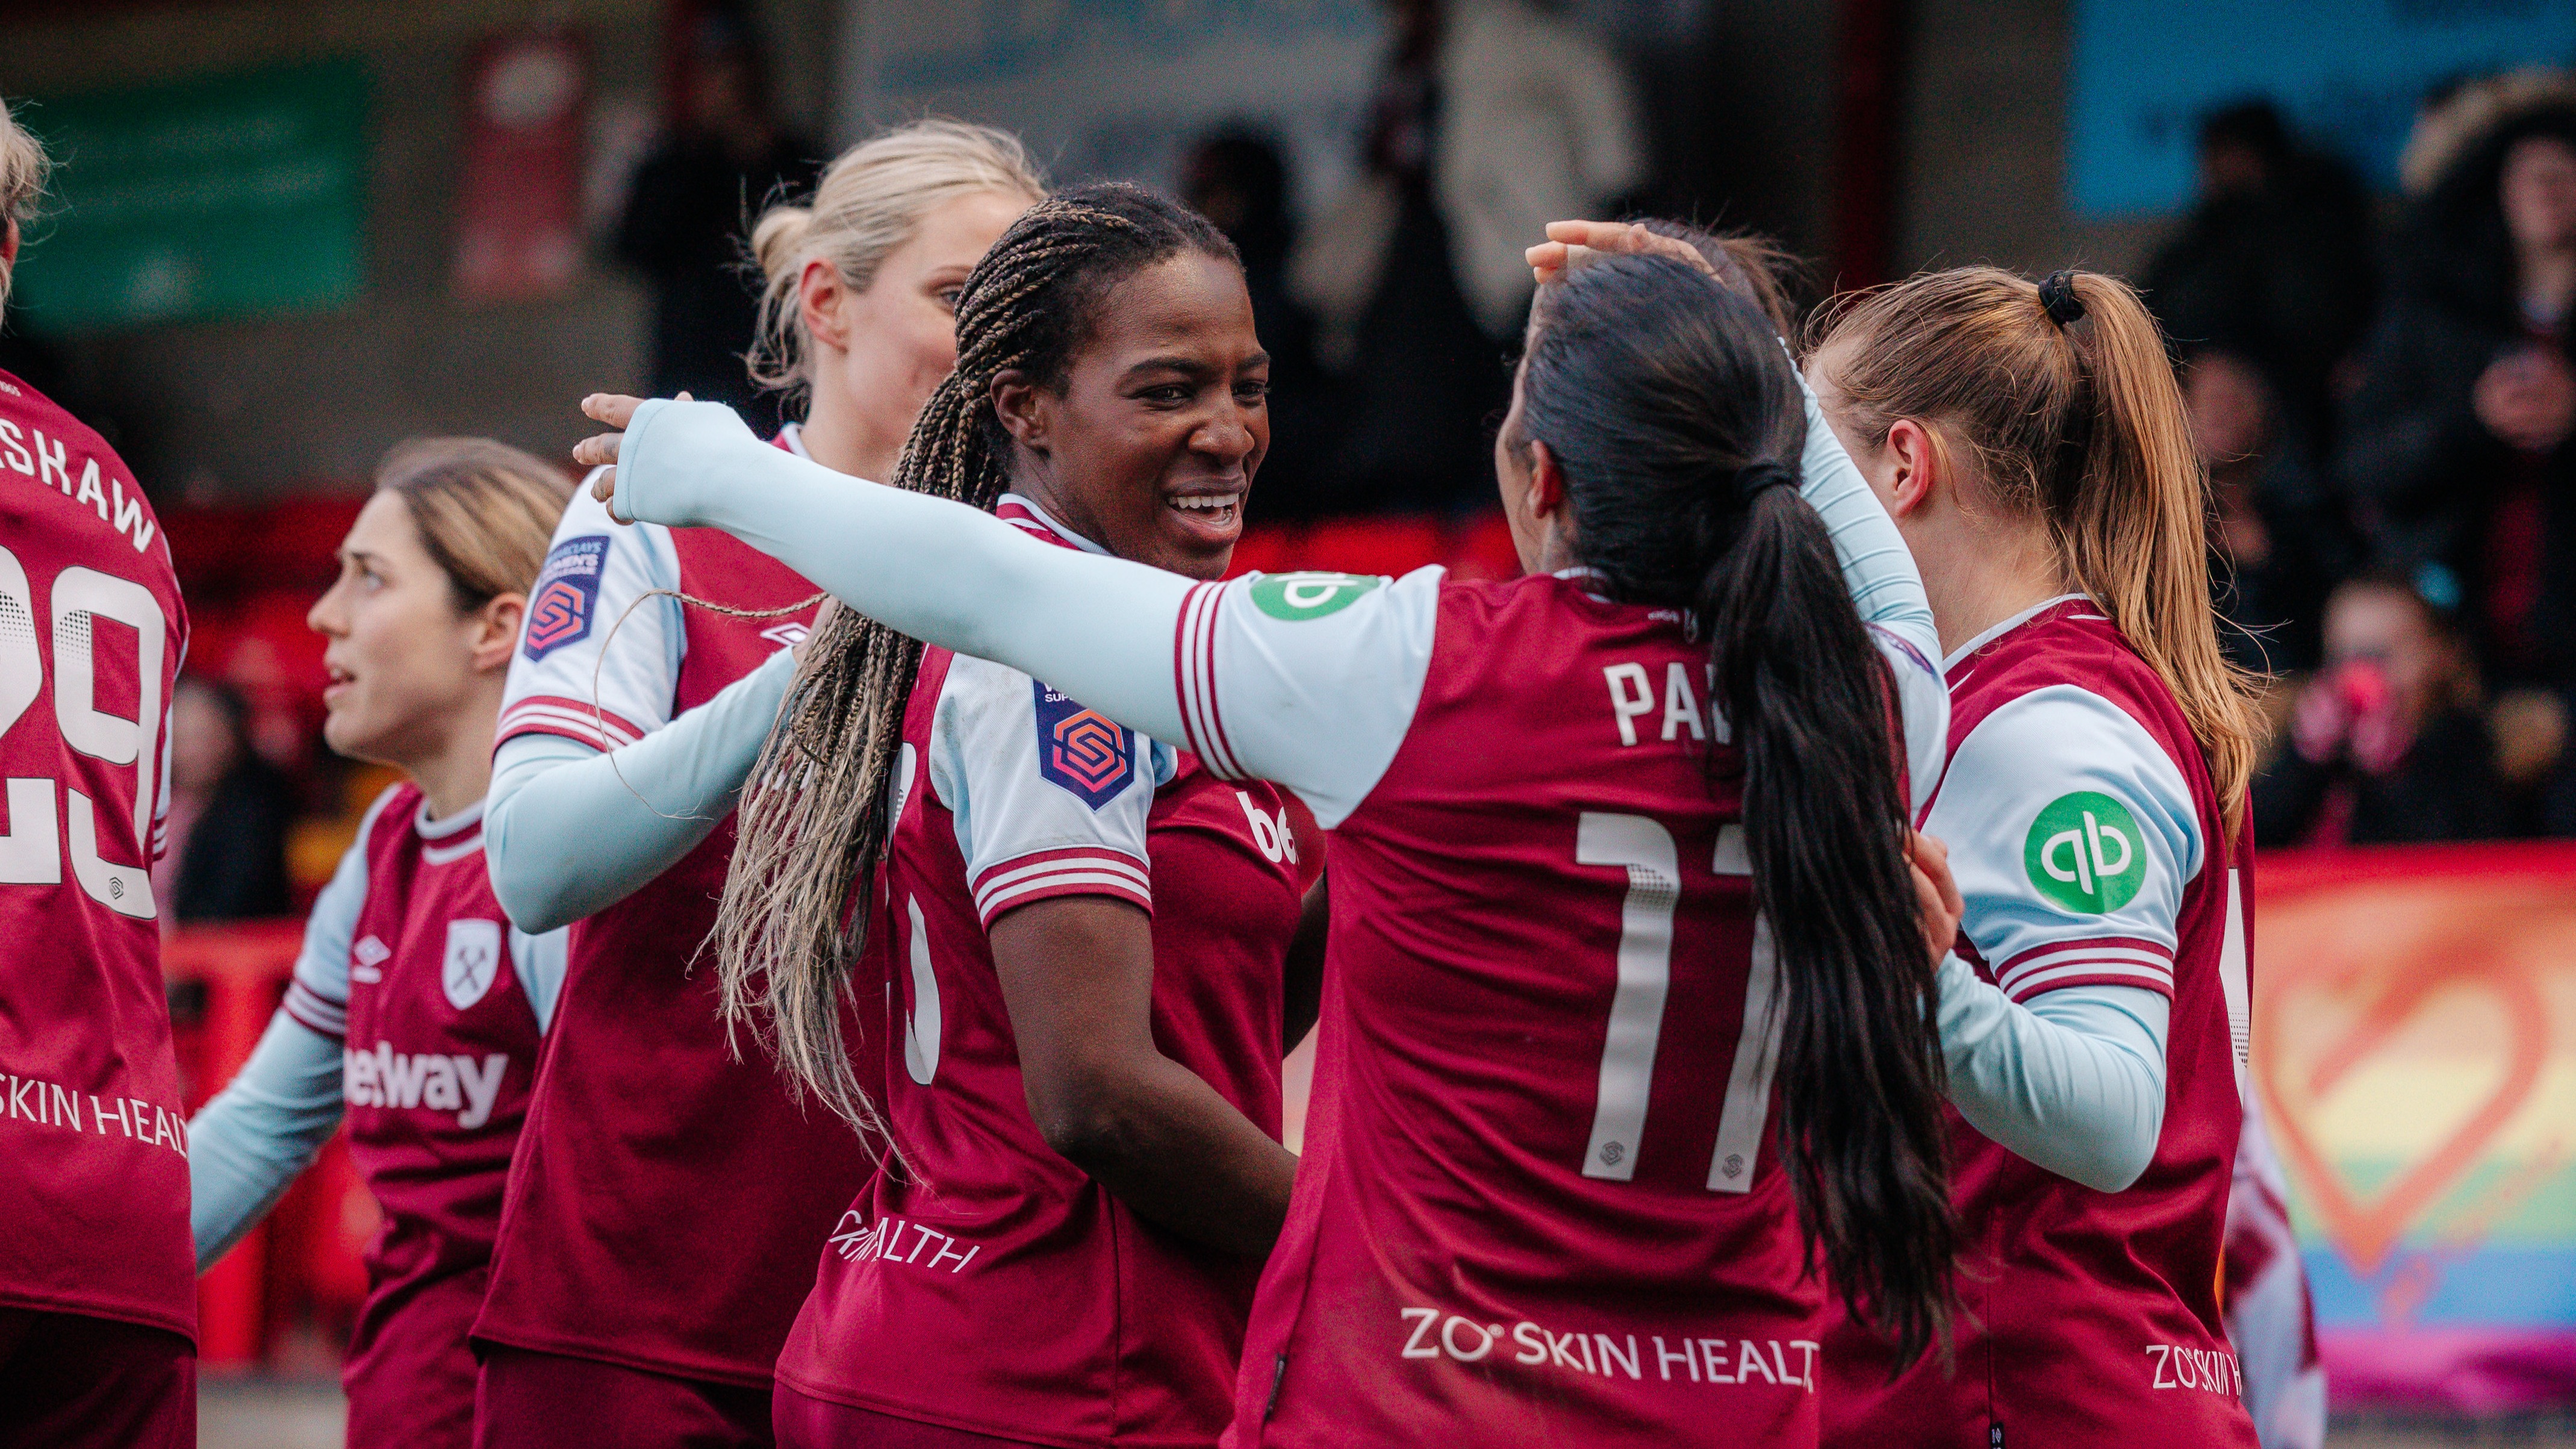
[2256,844,2576,1412]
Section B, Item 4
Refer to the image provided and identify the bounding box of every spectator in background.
[160,675,295,920]
[2254,573,2515,846]
[2340,87,2576,693]
[1180,129,1333,520]
[2145,101,2377,459]
[2185,347,2359,675]
[615,8,815,428]
[1292,0,1641,513]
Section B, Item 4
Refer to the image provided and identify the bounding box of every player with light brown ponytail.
[1805,266,2265,1449]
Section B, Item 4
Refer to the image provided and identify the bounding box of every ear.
[469,593,526,675]
[1882,418,1942,519]
[1526,438,1567,522]
[798,258,850,355]
[989,367,1050,456]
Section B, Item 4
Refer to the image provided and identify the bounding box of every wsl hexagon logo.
[523,535,609,659]
[1033,679,1134,809]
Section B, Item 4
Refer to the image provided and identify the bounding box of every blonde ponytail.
[747,120,1045,397]
[1811,266,2266,838]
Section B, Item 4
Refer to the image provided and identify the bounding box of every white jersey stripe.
[1997,944,2174,993]
[498,702,647,752]
[2003,961,2177,1002]
[973,851,1149,897]
[977,871,1155,920]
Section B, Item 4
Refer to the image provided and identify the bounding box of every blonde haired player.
[471,120,1041,1447]
[188,440,576,1449]
[0,98,195,1448]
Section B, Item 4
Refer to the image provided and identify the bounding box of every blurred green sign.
[14,61,369,332]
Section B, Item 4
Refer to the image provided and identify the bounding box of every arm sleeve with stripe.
[1924,684,2202,1190]
[929,655,1159,926]
[484,647,796,933]
[185,804,381,1271]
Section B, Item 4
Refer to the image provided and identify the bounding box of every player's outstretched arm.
[577,394,1197,752]
[187,1014,346,1271]
[484,649,795,933]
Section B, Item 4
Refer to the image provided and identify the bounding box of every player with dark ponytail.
[576,231,1961,1445]
[1512,258,1958,1360]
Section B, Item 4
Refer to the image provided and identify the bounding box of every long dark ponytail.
[716,184,1239,1144]
[1515,252,1958,1364]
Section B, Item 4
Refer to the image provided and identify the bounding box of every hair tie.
[2038,270,2086,328]
[1734,460,1796,503]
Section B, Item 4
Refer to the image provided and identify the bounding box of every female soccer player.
[1803,267,2267,1447]
[187,440,575,1449]
[0,101,193,1449]
[576,242,1965,1446]
[726,183,1325,1448]
[470,120,1041,1447]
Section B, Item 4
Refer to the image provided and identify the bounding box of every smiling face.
[306,491,493,768]
[994,251,1269,579]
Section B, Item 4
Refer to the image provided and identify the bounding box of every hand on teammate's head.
[1525,220,1717,286]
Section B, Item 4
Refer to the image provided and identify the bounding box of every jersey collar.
[1941,592,2094,672]
[774,422,810,460]
[997,493,1110,556]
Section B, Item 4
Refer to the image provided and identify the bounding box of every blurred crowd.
[149,31,2576,915]
[2153,73,2576,845]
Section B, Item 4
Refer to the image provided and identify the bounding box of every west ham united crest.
[1033,680,1134,810]
[443,918,505,1011]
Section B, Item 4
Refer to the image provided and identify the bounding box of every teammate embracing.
[576,234,1970,1446]
[0,101,196,1449]
[1805,267,2268,1448]
[471,121,1041,1447]
[718,184,1326,1449]
[188,440,575,1449]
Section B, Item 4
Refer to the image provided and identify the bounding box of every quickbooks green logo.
[1249,572,1381,621]
[2023,791,2146,913]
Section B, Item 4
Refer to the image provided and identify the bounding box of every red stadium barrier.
[166,921,372,1371]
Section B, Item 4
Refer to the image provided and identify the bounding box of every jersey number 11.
[1578,811,1779,1194]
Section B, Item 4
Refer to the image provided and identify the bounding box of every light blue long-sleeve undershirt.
[189,1013,346,1270]
[607,396,2168,1189]
[483,647,797,933]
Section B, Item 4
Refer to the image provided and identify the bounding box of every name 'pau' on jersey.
[0,367,193,1341]
[476,434,874,1386]
[774,498,1319,1448]
[284,781,555,1437]
[1155,564,1947,1449]
[1820,596,2257,1449]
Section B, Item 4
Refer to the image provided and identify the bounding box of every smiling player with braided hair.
[697,181,1325,1449]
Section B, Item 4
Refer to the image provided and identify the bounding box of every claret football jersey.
[1818,594,2257,1449]
[1154,562,1946,1449]
[284,781,559,1448]
[476,425,876,1386]
[774,496,1319,1447]
[0,367,192,1342]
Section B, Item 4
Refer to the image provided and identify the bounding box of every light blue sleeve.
[1934,956,2169,1192]
[484,647,797,933]
[611,399,1196,751]
[1793,364,1938,659]
[187,1012,346,1271]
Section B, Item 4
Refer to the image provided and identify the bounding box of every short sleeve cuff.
[498,695,649,753]
[282,980,347,1040]
[971,847,1152,928]
[1993,936,2175,1003]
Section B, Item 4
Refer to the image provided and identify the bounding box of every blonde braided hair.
[713,184,1241,1148]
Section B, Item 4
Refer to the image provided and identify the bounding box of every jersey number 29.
[0,547,168,919]
[1578,812,1780,1194]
